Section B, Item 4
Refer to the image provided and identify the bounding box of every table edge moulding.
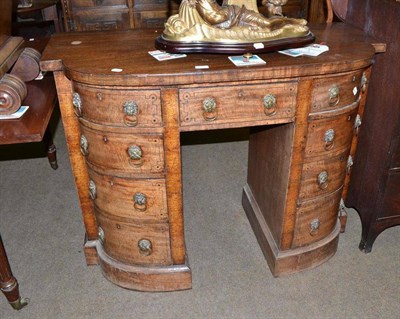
[40,23,378,292]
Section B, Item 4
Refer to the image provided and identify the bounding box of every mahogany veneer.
[41,23,377,291]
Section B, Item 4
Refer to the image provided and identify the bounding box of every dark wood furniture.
[341,0,400,252]
[13,0,63,33]
[60,0,309,32]
[41,23,377,291]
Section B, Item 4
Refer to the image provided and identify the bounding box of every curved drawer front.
[88,170,168,222]
[310,70,363,113]
[79,122,165,178]
[70,0,128,7]
[305,107,359,158]
[292,188,342,248]
[73,83,162,128]
[179,81,297,128]
[299,150,349,199]
[96,210,172,265]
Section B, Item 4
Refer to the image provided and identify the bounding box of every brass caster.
[10,297,29,310]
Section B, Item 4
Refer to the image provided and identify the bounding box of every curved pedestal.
[242,185,340,276]
[96,242,192,292]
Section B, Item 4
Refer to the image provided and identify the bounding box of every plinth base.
[242,184,340,276]
[155,32,315,54]
[96,242,192,292]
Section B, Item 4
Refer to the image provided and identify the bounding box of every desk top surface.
[41,23,376,87]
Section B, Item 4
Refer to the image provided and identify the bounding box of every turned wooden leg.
[0,235,28,310]
[43,127,58,170]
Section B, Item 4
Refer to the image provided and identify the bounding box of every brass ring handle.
[354,114,362,136]
[361,72,368,93]
[80,135,89,156]
[317,171,328,190]
[123,100,138,127]
[134,192,147,211]
[89,180,96,200]
[202,97,217,121]
[72,92,82,117]
[127,145,144,167]
[138,239,152,256]
[263,94,277,116]
[324,129,335,150]
[310,218,320,236]
[328,85,340,107]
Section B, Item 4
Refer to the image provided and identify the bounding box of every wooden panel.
[293,188,342,247]
[96,210,172,265]
[179,82,297,130]
[88,169,168,222]
[304,106,358,158]
[73,10,131,31]
[299,149,349,199]
[79,121,165,178]
[74,83,162,128]
[70,0,128,7]
[380,171,400,219]
[310,70,363,114]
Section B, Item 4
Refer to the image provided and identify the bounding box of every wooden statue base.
[155,32,315,54]
[242,185,340,276]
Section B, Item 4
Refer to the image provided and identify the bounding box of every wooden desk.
[40,23,376,291]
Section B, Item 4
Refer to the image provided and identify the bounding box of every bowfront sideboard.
[40,23,377,291]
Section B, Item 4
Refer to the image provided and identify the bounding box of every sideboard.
[40,23,377,291]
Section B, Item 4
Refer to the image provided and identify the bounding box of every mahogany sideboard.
[40,23,377,291]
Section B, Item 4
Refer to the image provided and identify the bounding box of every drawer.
[133,11,172,29]
[74,11,131,31]
[96,211,172,265]
[79,121,165,178]
[310,70,364,113]
[88,170,168,222]
[70,0,128,8]
[305,107,359,158]
[73,83,162,128]
[299,150,349,199]
[292,188,342,248]
[179,82,297,128]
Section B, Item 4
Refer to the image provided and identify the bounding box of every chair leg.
[0,235,29,310]
[43,126,58,170]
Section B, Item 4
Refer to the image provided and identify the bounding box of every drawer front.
[292,188,342,248]
[305,107,359,158]
[74,11,131,31]
[97,211,172,265]
[179,82,297,128]
[73,83,162,128]
[88,170,168,222]
[79,122,165,178]
[299,150,349,199]
[311,71,363,113]
[133,11,171,29]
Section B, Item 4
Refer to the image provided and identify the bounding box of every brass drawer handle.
[72,92,82,117]
[127,145,143,167]
[328,85,340,107]
[202,97,217,121]
[138,239,152,256]
[123,100,139,127]
[134,192,147,211]
[80,135,89,156]
[310,218,320,236]
[324,129,335,150]
[361,72,368,93]
[89,180,96,200]
[263,93,277,116]
[347,155,354,174]
[98,227,105,244]
[354,114,362,136]
[317,171,328,190]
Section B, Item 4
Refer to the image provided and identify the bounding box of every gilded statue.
[160,0,310,44]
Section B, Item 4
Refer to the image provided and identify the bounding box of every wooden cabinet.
[60,0,309,31]
[342,0,400,252]
[40,23,376,291]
